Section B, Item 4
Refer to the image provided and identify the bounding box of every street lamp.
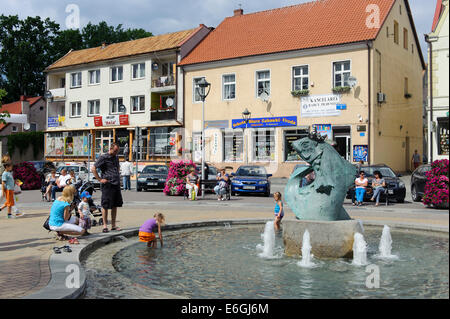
[242,108,251,164]
[425,34,438,164]
[196,78,211,198]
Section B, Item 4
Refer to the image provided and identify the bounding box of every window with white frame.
[88,70,100,85]
[111,66,123,82]
[252,129,275,161]
[223,74,236,100]
[110,97,123,114]
[88,100,100,116]
[70,72,82,88]
[131,95,145,112]
[70,102,82,117]
[333,61,351,87]
[224,129,243,162]
[292,66,309,91]
[256,70,270,97]
[132,63,145,79]
[193,77,205,103]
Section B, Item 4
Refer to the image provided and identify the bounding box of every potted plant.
[423,159,449,209]
[332,86,351,94]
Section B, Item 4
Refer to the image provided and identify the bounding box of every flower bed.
[163,160,197,196]
[423,159,449,209]
[12,161,42,190]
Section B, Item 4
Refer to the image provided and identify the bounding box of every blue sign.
[360,132,365,137]
[336,104,347,110]
[232,116,297,129]
[48,117,59,128]
[353,145,368,162]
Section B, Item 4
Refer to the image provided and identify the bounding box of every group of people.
[43,168,81,202]
[185,167,230,201]
[353,170,386,207]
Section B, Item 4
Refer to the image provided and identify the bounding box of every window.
[111,66,123,82]
[284,129,309,161]
[148,127,176,157]
[222,74,236,100]
[224,130,243,162]
[88,100,100,116]
[162,62,175,77]
[11,126,18,133]
[256,70,270,98]
[70,102,81,117]
[394,21,399,44]
[88,70,100,85]
[30,123,37,131]
[333,61,351,87]
[252,129,275,162]
[403,28,408,50]
[131,95,145,113]
[132,63,145,79]
[437,118,449,156]
[292,66,309,91]
[110,97,123,114]
[193,77,205,103]
[70,72,82,88]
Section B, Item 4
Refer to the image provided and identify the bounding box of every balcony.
[150,92,176,122]
[151,76,175,93]
[48,88,66,101]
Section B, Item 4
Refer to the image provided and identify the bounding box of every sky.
[0,0,437,58]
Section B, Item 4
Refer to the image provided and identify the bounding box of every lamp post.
[196,78,211,198]
[425,34,438,163]
[242,108,251,164]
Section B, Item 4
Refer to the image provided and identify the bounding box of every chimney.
[101,42,107,49]
[234,8,243,16]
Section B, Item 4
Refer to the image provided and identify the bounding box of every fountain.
[297,230,316,268]
[352,233,368,266]
[377,225,399,259]
[257,221,276,258]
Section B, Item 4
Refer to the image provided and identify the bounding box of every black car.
[347,164,406,203]
[137,165,169,191]
[410,164,432,202]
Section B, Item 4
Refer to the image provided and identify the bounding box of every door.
[333,127,351,161]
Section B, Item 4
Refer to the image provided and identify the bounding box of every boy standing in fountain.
[139,213,165,248]
[273,192,284,231]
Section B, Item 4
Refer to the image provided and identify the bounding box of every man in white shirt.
[121,160,133,191]
[51,169,72,201]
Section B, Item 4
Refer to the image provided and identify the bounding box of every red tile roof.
[180,0,396,66]
[432,0,443,32]
[0,96,42,131]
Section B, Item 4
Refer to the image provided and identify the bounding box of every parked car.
[29,161,56,180]
[137,165,169,192]
[346,164,406,203]
[231,165,272,197]
[410,164,432,202]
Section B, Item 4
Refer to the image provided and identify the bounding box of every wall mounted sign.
[336,104,347,110]
[301,94,341,117]
[353,145,368,162]
[205,120,229,129]
[357,125,367,132]
[312,124,332,141]
[232,116,297,129]
[94,115,129,127]
[48,117,59,128]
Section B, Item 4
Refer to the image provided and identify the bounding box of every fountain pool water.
[82,225,449,299]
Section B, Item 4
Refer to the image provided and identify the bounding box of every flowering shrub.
[423,159,449,208]
[12,161,42,190]
[163,160,197,196]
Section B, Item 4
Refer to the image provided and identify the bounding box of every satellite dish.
[165,97,174,107]
[259,91,269,102]
[348,76,358,88]
[44,91,53,99]
[24,123,30,131]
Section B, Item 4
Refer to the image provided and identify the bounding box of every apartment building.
[44,25,211,162]
[179,0,425,176]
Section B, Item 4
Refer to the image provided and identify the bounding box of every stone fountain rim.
[24,218,448,300]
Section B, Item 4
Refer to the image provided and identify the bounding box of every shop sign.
[48,117,59,128]
[312,124,332,141]
[205,120,229,129]
[301,94,341,117]
[232,116,297,129]
[353,145,368,162]
[94,115,129,127]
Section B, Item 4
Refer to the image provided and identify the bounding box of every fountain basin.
[283,219,364,258]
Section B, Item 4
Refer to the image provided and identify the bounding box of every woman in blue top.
[273,192,284,231]
[49,186,85,242]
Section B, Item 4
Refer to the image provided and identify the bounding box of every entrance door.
[333,127,351,161]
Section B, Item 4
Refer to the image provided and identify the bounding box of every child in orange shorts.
[138,213,165,248]
[1,163,20,218]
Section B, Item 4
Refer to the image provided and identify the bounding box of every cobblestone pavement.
[0,186,448,299]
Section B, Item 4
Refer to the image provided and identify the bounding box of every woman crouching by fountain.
[273,192,284,231]
[139,213,165,248]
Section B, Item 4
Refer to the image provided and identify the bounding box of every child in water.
[139,213,165,248]
[273,192,284,231]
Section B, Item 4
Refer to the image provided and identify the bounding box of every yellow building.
[179,0,425,177]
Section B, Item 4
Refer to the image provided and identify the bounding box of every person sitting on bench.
[51,169,71,201]
[185,169,199,200]
[214,168,229,201]
[370,170,386,207]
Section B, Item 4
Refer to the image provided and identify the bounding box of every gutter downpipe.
[367,41,373,166]
[425,34,434,163]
